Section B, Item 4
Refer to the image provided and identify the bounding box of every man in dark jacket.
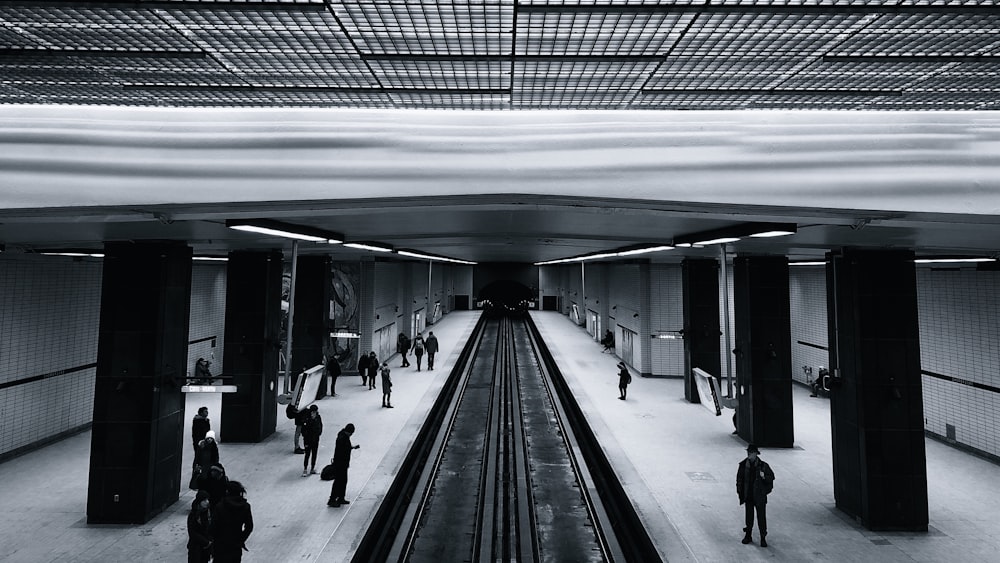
[736,444,775,547]
[322,355,342,398]
[397,332,411,367]
[187,489,213,563]
[327,423,360,507]
[191,406,211,458]
[212,480,253,563]
[358,352,371,387]
[300,405,323,476]
[424,331,439,370]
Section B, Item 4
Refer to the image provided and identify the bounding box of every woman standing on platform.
[617,361,632,400]
[187,489,213,563]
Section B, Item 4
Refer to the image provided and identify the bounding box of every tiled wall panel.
[917,268,1000,459]
[0,256,102,459]
[789,265,830,385]
[187,262,227,378]
[649,264,685,377]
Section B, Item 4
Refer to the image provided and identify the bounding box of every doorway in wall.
[454,295,469,310]
[542,296,558,311]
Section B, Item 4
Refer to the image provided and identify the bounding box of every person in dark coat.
[397,332,411,367]
[737,444,775,547]
[617,361,631,400]
[300,405,323,476]
[191,406,211,458]
[294,405,311,454]
[195,431,220,473]
[323,355,342,397]
[187,489,213,563]
[327,423,360,507]
[358,352,371,387]
[424,331,439,370]
[194,357,213,384]
[366,351,379,390]
[380,362,393,408]
[412,334,425,371]
[199,464,229,508]
[212,480,254,563]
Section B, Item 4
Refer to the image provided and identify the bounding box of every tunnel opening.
[477,280,535,317]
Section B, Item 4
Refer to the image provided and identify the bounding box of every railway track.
[353,313,662,563]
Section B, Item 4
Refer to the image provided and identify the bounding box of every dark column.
[682,258,722,403]
[826,248,927,531]
[358,259,376,361]
[734,255,793,448]
[87,241,192,524]
[221,251,282,443]
[638,261,652,377]
[291,256,331,397]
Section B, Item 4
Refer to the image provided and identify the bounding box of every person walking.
[327,423,361,507]
[357,352,370,387]
[366,351,379,390]
[200,464,229,508]
[300,405,323,476]
[737,444,775,547]
[424,331,439,370]
[412,334,425,371]
[380,362,393,408]
[195,430,220,475]
[186,489,213,563]
[191,406,211,458]
[397,332,411,368]
[324,355,341,397]
[617,361,631,400]
[212,481,254,563]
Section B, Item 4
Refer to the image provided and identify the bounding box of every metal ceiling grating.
[2,0,1000,109]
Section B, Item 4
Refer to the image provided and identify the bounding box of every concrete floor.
[1,310,998,562]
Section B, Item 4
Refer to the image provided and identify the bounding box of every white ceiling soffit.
[1,106,999,217]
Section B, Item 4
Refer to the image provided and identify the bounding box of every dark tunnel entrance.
[477,280,535,316]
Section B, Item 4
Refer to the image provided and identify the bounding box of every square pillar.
[734,255,793,448]
[682,258,721,403]
[221,251,282,443]
[87,241,192,524]
[291,255,331,377]
[827,248,927,531]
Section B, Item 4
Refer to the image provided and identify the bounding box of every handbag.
[320,463,335,481]
[189,464,202,490]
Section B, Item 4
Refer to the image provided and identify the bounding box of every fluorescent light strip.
[790,261,827,266]
[693,237,741,245]
[535,244,676,265]
[616,245,675,256]
[193,256,228,262]
[396,250,476,265]
[749,230,796,238]
[344,242,393,253]
[229,224,329,243]
[42,252,104,258]
[914,258,995,264]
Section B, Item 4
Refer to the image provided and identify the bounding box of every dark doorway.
[454,295,470,310]
[542,296,559,311]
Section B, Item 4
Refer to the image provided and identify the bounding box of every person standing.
[736,444,775,547]
[327,423,361,507]
[380,362,393,408]
[301,405,323,477]
[294,405,311,454]
[617,361,631,400]
[366,351,379,390]
[194,357,213,384]
[186,489,213,563]
[323,354,341,397]
[195,430,220,474]
[412,334,425,371]
[212,481,254,563]
[424,331,439,370]
[191,406,211,458]
[357,352,371,387]
[397,332,411,368]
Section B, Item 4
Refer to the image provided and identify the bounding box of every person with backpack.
[285,403,304,454]
[617,361,632,400]
[412,334,425,371]
[397,332,411,368]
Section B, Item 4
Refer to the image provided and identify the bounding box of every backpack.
[414,338,424,351]
[285,403,297,420]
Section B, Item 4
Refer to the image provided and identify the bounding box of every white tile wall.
[649,264,685,377]
[789,266,830,385]
[187,262,227,378]
[917,268,1000,459]
[0,255,102,459]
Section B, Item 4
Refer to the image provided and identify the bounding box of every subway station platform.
[1,311,998,562]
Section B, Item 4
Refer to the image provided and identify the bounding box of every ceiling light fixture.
[226,219,343,244]
[914,257,996,264]
[193,256,229,262]
[396,249,477,265]
[534,244,675,266]
[789,261,827,266]
[674,222,797,247]
[41,251,104,258]
[344,242,394,253]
